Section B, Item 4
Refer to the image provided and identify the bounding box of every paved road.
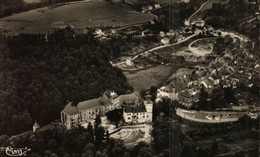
[187,0,210,24]
[113,31,200,66]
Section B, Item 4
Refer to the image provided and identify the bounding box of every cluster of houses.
[156,31,259,109]
[61,91,153,129]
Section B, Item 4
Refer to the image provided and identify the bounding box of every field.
[24,0,41,3]
[0,1,155,34]
[124,65,178,91]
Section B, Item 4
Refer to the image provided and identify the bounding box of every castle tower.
[33,120,40,132]
[144,95,153,123]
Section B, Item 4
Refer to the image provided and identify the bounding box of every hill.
[0,1,155,35]
[0,29,132,136]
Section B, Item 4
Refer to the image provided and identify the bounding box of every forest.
[0,29,132,136]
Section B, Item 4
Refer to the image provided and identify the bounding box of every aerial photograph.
[0,0,259,156]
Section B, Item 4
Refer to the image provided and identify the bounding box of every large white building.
[61,91,151,129]
[123,95,153,124]
[61,91,120,129]
[156,84,178,102]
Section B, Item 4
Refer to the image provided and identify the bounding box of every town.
[0,0,259,157]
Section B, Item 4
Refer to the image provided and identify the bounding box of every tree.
[198,88,209,109]
[85,143,96,153]
[95,115,102,130]
[87,122,94,138]
[106,109,123,128]
[138,147,155,157]
[209,87,226,109]
[112,140,125,157]
[95,126,105,144]
[210,139,218,157]
[105,130,110,142]
[82,150,94,157]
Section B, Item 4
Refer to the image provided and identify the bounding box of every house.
[154,3,160,9]
[156,84,178,102]
[178,90,199,108]
[161,38,169,45]
[61,91,120,129]
[201,79,214,89]
[193,19,205,27]
[123,95,153,124]
[184,19,190,26]
[166,29,175,36]
[125,59,134,67]
[159,31,165,37]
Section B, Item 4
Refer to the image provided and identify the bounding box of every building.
[126,59,134,67]
[161,37,169,45]
[123,95,153,124]
[192,19,205,27]
[156,84,178,102]
[33,120,40,132]
[176,108,249,123]
[154,3,161,9]
[178,90,199,108]
[61,91,120,129]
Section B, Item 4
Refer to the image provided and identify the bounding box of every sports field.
[0,1,155,34]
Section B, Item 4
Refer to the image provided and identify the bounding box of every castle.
[61,91,153,129]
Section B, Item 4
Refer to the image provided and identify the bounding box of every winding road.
[113,30,200,66]
[187,0,210,24]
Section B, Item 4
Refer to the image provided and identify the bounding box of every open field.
[24,0,41,3]
[124,65,178,91]
[0,1,155,34]
[188,37,215,56]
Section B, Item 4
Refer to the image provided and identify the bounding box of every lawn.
[124,65,178,91]
[0,1,155,34]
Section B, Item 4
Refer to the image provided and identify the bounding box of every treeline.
[0,29,132,136]
[0,122,127,157]
[0,0,83,18]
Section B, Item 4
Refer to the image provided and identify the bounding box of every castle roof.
[118,91,141,104]
[77,98,102,111]
[62,102,79,115]
[124,103,146,113]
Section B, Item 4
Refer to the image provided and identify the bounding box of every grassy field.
[124,65,178,91]
[0,1,155,34]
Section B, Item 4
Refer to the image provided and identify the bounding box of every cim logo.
[1,146,31,156]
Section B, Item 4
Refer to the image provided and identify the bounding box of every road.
[113,31,200,66]
[187,0,210,24]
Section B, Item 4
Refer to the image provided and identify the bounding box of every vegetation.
[106,109,123,128]
[0,29,132,136]
[0,122,127,157]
